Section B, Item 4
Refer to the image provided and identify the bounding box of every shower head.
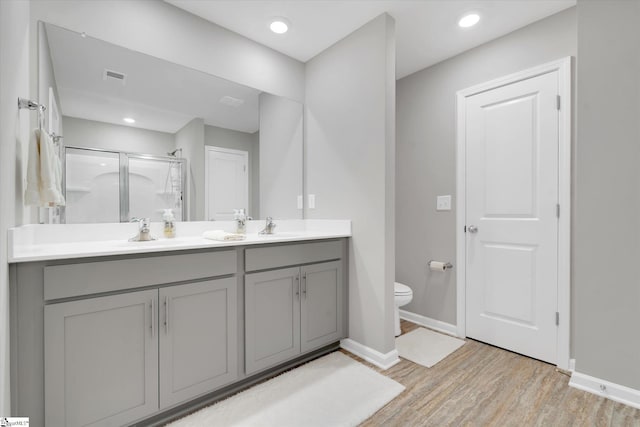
[167,148,183,157]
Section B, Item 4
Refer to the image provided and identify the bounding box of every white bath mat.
[167,351,404,427]
[396,327,465,368]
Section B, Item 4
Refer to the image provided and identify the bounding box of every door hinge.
[556,95,561,111]
[556,312,560,326]
[556,204,560,218]
[464,225,467,233]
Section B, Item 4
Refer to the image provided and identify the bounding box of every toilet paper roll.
[429,261,446,272]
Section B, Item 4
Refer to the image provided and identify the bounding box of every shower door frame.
[62,146,187,223]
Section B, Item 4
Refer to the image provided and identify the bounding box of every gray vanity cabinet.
[245,267,301,375]
[44,289,159,427]
[245,259,343,375]
[44,278,238,426]
[159,278,237,409]
[14,241,347,426]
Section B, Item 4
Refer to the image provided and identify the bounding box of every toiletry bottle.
[162,209,176,238]
[233,209,239,230]
[236,208,246,234]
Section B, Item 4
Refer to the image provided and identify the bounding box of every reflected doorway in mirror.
[205,146,249,221]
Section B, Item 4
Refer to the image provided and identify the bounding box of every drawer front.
[44,250,236,300]
[245,240,342,272]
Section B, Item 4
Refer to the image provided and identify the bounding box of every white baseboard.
[340,338,400,370]
[399,310,459,337]
[569,371,640,410]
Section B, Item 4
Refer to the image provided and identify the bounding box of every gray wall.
[306,14,397,354]
[62,116,175,156]
[574,0,640,390]
[175,118,205,221]
[259,93,303,220]
[0,0,30,414]
[396,7,577,326]
[29,0,304,102]
[205,125,259,219]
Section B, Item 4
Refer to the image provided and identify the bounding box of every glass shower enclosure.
[63,147,186,223]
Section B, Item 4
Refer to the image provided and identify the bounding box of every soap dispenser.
[234,208,247,235]
[162,209,176,238]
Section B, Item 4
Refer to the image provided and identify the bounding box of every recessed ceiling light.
[123,117,135,124]
[270,18,290,34]
[458,13,480,28]
[99,162,107,167]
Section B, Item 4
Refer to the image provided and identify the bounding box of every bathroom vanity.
[9,221,350,426]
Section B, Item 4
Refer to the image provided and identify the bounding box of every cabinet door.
[301,261,343,352]
[159,278,238,408]
[45,290,158,427]
[245,267,301,374]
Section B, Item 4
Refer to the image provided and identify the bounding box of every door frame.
[204,145,249,221]
[455,57,572,370]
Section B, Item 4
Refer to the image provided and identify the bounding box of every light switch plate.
[308,194,316,209]
[437,195,451,211]
[297,195,303,209]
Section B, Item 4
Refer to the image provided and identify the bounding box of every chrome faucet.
[259,217,277,235]
[129,218,157,242]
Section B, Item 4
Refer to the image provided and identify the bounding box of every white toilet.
[394,282,413,336]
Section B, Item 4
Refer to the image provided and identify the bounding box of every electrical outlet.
[308,194,316,209]
[436,195,451,211]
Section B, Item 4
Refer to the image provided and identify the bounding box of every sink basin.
[119,238,192,247]
[256,232,301,238]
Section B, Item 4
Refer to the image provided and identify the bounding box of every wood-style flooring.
[346,320,640,427]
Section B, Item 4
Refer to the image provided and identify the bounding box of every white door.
[464,71,559,364]
[205,146,248,221]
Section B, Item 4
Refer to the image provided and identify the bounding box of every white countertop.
[8,220,351,263]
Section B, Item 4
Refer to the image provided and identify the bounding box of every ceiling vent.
[103,69,127,85]
[219,95,245,108]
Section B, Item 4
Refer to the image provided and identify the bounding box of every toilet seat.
[393,282,413,337]
[394,282,412,296]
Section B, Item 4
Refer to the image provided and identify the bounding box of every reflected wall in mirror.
[38,21,303,223]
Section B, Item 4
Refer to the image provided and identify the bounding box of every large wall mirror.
[38,22,303,223]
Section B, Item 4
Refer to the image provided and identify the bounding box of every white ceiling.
[46,23,260,134]
[166,0,576,79]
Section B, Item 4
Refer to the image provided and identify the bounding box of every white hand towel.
[203,230,246,241]
[24,129,65,207]
[25,129,42,205]
[39,130,65,207]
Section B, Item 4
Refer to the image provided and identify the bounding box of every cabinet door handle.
[150,298,155,338]
[164,296,169,334]
[295,275,300,299]
[302,273,307,297]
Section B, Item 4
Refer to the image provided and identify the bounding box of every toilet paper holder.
[428,260,453,270]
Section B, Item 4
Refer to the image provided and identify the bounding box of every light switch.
[437,195,451,211]
[308,194,316,209]
[297,195,303,209]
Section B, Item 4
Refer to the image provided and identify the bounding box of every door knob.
[468,225,478,233]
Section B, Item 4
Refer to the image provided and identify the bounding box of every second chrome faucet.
[259,217,277,235]
[129,217,157,242]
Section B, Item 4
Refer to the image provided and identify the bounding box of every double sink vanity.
[9,220,351,426]
[13,17,345,426]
